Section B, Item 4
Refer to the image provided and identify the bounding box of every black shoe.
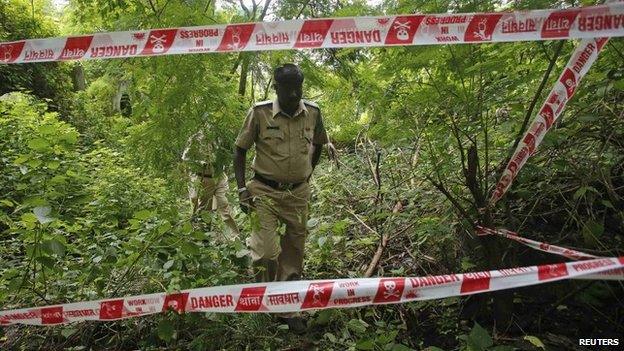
[277,316,307,334]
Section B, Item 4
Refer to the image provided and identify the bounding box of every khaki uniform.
[183,131,239,237]
[236,99,328,282]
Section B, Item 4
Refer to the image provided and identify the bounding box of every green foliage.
[70,75,130,144]
[2,0,624,349]
[0,0,73,113]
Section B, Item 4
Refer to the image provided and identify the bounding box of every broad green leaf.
[355,339,375,350]
[24,197,48,206]
[317,236,327,247]
[13,154,30,164]
[157,319,175,342]
[133,209,153,220]
[33,206,54,224]
[157,221,172,235]
[0,199,14,207]
[180,241,200,255]
[37,124,57,135]
[601,200,614,209]
[163,260,174,270]
[27,138,50,151]
[27,158,42,168]
[60,130,79,144]
[307,218,319,228]
[61,328,77,338]
[182,222,193,233]
[36,255,56,269]
[42,239,66,256]
[50,175,68,184]
[324,332,337,343]
[46,160,60,170]
[582,220,604,247]
[467,322,493,351]
[315,309,334,325]
[21,212,39,224]
[347,318,368,334]
[523,336,545,349]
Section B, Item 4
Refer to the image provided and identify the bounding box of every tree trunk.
[466,145,514,330]
[238,54,249,96]
[71,64,86,91]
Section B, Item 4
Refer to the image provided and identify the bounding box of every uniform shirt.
[235,98,329,183]
[181,130,215,176]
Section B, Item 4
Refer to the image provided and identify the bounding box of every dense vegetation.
[1,0,623,350]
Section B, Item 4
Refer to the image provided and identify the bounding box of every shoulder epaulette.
[253,100,273,108]
[303,100,320,110]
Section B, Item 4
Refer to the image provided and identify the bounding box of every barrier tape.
[1,4,624,64]
[488,37,610,204]
[2,3,623,328]
[476,226,599,260]
[475,226,624,280]
[1,256,622,325]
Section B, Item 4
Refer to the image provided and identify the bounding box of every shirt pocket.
[300,125,314,155]
[261,127,287,156]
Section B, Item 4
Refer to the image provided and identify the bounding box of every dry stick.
[345,208,378,236]
[363,201,403,278]
[374,150,382,206]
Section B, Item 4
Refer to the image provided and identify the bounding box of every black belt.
[253,174,303,191]
[196,173,213,178]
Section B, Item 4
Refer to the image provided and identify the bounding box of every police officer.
[182,126,239,238]
[233,63,328,332]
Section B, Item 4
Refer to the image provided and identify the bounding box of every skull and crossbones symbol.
[228,28,242,50]
[383,280,400,299]
[393,20,411,41]
[564,78,576,94]
[311,284,325,306]
[167,299,179,311]
[2,45,13,62]
[473,18,491,40]
[150,34,167,53]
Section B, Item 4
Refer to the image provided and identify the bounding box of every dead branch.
[363,201,403,277]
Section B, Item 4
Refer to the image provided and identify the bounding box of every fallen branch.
[363,200,402,277]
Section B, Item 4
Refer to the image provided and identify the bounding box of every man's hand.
[327,142,339,167]
[239,189,254,214]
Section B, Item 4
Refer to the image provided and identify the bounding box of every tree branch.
[426,174,475,223]
[258,0,272,21]
[239,0,250,18]
[295,0,312,18]
[363,201,402,277]
[505,40,565,167]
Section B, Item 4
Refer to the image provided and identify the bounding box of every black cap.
[274,63,304,84]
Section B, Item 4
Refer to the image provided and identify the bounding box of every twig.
[295,0,312,18]
[374,150,382,206]
[363,201,402,277]
[501,40,565,173]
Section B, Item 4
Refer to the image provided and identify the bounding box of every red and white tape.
[1,256,622,325]
[1,4,624,64]
[489,36,610,204]
[2,3,623,328]
[476,226,600,260]
[475,226,624,280]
